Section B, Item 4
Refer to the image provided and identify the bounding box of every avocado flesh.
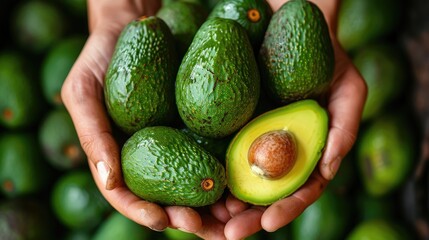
[226,99,328,205]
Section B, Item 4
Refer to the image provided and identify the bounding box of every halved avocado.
[226,99,328,205]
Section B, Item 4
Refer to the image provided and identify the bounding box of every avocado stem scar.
[2,180,14,192]
[247,9,261,23]
[201,178,215,191]
[2,108,13,120]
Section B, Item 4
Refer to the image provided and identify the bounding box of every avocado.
[0,199,56,240]
[176,17,260,139]
[156,1,208,58]
[39,108,86,170]
[346,219,413,240]
[41,35,86,106]
[356,113,415,197]
[12,1,65,53]
[121,126,226,207]
[226,99,328,205]
[163,227,200,240]
[51,170,111,230]
[291,190,352,240]
[104,16,179,135]
[258,0,334,103]
[0,52,44,129]
[0,132,52,198]
[337,0,402,51]
[208,0,273,49]
[92,211,151,240]
[353,43,407,121]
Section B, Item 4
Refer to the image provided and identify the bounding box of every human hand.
[61,1,227,239]
[216,0,368,239]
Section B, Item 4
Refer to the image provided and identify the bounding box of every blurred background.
[0,0,429,239]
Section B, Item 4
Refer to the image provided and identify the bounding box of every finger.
[195,212,227,240]
[210,198,232,223]
[261,170,328,232]
[88,162,169,231]
[225,194,250,217]
[61,31,122,190]
[319,47,367,180]
[164,206,202,233]
[224,207,265,240]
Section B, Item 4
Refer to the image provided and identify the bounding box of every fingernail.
[97,161,111,188]
[328,156,342,180]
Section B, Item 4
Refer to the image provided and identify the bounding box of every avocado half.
[226,99,328,205]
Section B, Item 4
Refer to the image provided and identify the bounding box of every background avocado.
[208,0,273,50]
[0,132,52,198]
[38,108,86,170]
[51,170,111,231]
[176,17,260,139]
[121,126,226,207]
[156,0,208,58]
[104,16,179,135]
[346,219,414,240]
[92,211,152,240]
[226,100,328,205]
[41,35,86,106]
[258,0,334,103]
[0,52,44,129]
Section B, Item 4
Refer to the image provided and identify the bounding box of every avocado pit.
[248,130,297,179]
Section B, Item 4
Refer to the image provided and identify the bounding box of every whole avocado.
[121,126,226,207]
[259,0,334,103]
[176,17,260,139]
[104,16,179,135]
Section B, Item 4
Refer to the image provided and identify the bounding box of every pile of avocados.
[0,0,426,239]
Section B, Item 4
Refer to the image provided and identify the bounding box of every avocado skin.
[104,16,179,135]
[259,0,334,103]
[208,0,273,49]
[176,17,260,139]
[121,126,226,207]
[157,1,208,58]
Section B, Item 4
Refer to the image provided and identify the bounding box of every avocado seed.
[248,130,297,179]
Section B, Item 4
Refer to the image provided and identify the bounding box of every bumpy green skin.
[259,0,334,103]
[208,0,272,49]
[104,17,178,135]
[121,126,226,207]
[176,18,260,139]
[157,1,208,58]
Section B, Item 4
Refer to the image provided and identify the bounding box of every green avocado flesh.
[121,126,226,207]
[226,99,328,205]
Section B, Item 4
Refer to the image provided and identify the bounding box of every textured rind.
[104,17,178,135]
[121,126,226,207]
[259,0,334,103]
[176,18,260,139]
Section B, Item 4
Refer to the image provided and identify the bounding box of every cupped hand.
[219,0,368,239]
[61,1,227,239]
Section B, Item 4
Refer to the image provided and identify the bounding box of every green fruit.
[164,228,200,240]
[357,113,415,197]
[51,170,111,230]
[92,211,151,240]
[208,0,273,49]
[346,219,411,240]
[157,0,208,58]
[41,35,86,106]
[226,99,328,205]
[337,0,402,51]
[104,16,179,135]
[353,43,407,121]
[259,0,334,103]
[121,126,226,207]
[39,108,85,170]
[0,52,44,129]
[0,199,56,240]
[176,17,260,139]
[0,132,51,198]
[291,190,352,240]
[12,1,65,53]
